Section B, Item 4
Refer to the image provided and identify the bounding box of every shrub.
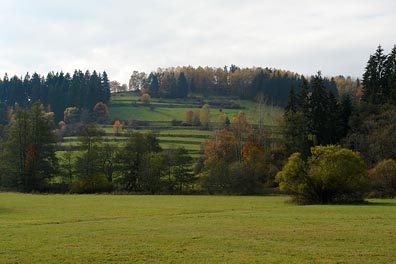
[276,145,367,204]
[70,176,113,194]
[368,159,396,198]
[171,119,182,126]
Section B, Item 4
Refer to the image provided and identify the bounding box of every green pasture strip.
[0,194,395,264]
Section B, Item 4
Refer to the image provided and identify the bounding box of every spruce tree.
[385,45,396,103]
[338,95,353,139]
[362,45,387,104]
[309,72,329,145]
[102,71,111,103]
[147,73,159,97]
[285,86,298,114]
[324,92,340,144]
[177,72,189,98]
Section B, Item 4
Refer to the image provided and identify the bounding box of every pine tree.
[30,73,42,103]
[385,45,396,103]
[298,76,309,114]
[362,45,387,104]
[338,95,353,139]
[177,72,189,98]
[324,92,340,144]
[309,72,329,145]
[172,147,193,193]
[285,86,298,114]
[88,71,101,110]
[23,73,31,107]
[147,73,159,97]
[102,71,111,104]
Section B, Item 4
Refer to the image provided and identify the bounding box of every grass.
[0,193,395,263]
[108,94,282,126]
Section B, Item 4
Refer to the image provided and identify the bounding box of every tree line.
[0,70,111,121]
[129,66,339,105]
[362,45,396,104]
[0,104,195,194]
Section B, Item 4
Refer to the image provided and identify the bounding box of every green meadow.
[57,94,283,158]
[1,193,395,264]
[108,95,282,125]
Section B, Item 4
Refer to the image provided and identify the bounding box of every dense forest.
[0,45,395,204]
[0,70,111,121]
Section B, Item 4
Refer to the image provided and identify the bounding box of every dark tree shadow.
[0,208,13,214]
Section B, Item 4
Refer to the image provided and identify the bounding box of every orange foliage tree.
[113,120,123,136]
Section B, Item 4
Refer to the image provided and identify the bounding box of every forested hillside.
[0,46,395,202]
[130,66,339,105]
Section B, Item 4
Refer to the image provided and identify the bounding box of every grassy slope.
[108,95,282,126]
[1,193,395,263]
[58,94,282,157]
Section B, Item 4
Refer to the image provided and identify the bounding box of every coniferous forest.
[0,70,111,122]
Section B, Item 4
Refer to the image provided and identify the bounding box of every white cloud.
[0,0,395,83]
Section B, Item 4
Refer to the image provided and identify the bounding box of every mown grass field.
[1,193,395,263]
[108,95,282,126]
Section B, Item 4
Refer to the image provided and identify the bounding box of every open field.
[108,95,282,126]
[1,193,395,263]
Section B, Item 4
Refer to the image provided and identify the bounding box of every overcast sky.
[1,0,395,83]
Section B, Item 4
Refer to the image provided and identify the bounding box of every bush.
[368,159,396,198]
[276,145,367,204]
[208,99,244,109]
[70,176,113,194]
[171,119,182,126]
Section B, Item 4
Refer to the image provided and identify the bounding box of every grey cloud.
[0,0,396,83]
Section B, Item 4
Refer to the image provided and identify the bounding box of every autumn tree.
[231,112,252,162]
[201,113,274,194]
[200,104,211,129]
[92,102,109,124]
[129,71,147,91]
[113,120,123,136]
[110,80,122,93]
[184,110,194,124]
[63,107,80,124]
[140,92,151,105]
[369,159,396,198]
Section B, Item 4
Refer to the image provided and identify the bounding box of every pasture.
[57,94,283,158]
[1,193,395,263]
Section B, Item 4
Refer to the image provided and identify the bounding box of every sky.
[1,0,395,84]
